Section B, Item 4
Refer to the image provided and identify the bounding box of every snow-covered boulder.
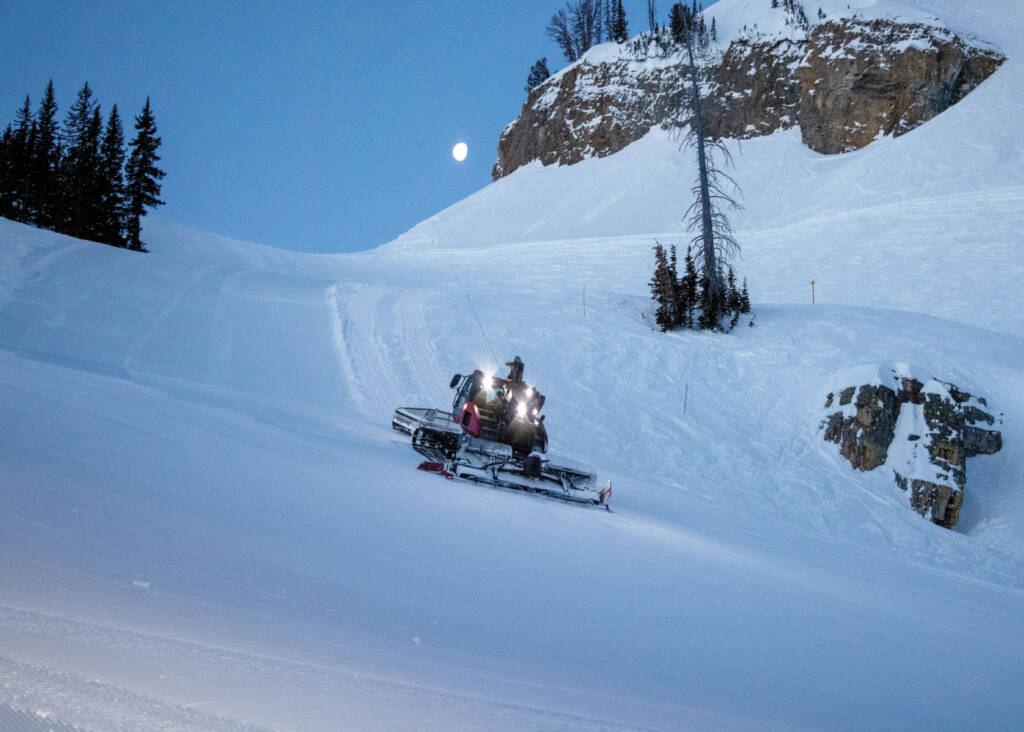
[822,367,1002,529]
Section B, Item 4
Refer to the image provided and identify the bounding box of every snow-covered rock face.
[493,15,1003,178]
[797,18,1005,153]
[822,369,1003,529]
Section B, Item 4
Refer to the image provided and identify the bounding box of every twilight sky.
[1,0,718,253]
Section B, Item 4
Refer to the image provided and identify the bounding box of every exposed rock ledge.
[494,18,1004,179]
[821,367,1002,529]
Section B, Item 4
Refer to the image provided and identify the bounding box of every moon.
[452,142,468,162]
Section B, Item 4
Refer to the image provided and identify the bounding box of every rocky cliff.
[821,369,1002,529]
[494,16,1004,179]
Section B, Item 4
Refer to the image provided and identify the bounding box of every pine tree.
[30,80,62,229]
[668,243,681,327]
[3,96,34,221]
[97,105,126,247]
[61,82,103,239]
[649,242,674,331]
[697,272,717,329]
[669,3,687,44]
[682,246,698,328]
[525,58,551,93]
[611,0,628,42]
[83,106,105,239]
[739,278,751,313]
[0,125,11,219]
[124,98,164,252]
[710,17,717,43]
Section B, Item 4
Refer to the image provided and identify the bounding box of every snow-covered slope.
[2,1,1023,729]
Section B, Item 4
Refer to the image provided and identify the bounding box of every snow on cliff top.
[537,0,1016,89]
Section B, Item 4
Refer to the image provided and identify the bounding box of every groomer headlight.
[516,402,528,420]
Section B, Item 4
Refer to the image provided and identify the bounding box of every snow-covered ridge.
[495,0,1005,177]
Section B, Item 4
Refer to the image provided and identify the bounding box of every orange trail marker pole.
[811,280,815,304]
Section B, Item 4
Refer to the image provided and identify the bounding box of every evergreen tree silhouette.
[98,105,127,247]
[30,81,62,229]
[525,58,551,93]
[611,0,629,42]
[62,82,103,239]
[0,124,13,220]
[6,96,35,220]
[124,98,164,252]
[649,242,675,331]
[684,246,698,328]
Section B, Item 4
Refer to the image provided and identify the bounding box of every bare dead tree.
[647,0,657,32]
[547,9,578,62]
[547,0,605,63]
[678,30,741,305]
[572,0,604,54]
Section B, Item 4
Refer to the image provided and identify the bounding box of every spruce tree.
[668,244,681,327]
[525,58,551,93]
[4,96,34,221]
[612,0,628,42]
[682,246,698,328]
[62,82,103,239]
[0,125,10,219]
[726,266,738,312]
[97,105,126,247]
[124,98,164,252]
[84,107,105,238]
[697,272,716,329]
[30,81,62,229]
[649,242,674,331]
[669,3,686,43]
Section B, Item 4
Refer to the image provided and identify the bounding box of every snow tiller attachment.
[393,365,610,508]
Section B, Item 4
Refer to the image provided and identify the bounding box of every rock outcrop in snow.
[797,19,1005,154]
[823,370,1002,529]
[493,15,1004,178]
